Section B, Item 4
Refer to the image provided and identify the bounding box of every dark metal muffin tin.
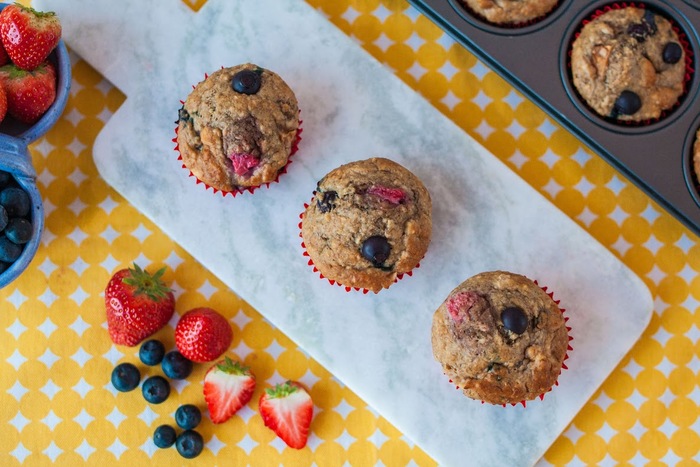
[407,0,700,237]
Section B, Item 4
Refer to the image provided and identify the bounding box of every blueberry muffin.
[301,158,432,293]
[458,0,559,25]
[176,63,299,193]
[431,271,569,405]
[570,7,686,122]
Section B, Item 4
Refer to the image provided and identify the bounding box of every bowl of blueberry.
[0,3,70,288]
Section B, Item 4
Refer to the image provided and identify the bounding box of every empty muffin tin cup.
[0,37,71,289]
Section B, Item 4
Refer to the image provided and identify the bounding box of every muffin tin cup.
[0,35,71,289]
[407,0,700,237]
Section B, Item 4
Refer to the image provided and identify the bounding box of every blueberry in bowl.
[0,166,43,288]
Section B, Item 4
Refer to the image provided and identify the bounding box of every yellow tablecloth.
[1,0,698,465]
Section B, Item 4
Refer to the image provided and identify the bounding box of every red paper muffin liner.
[456,0,563,29]
[445,279,573,408]
[298,196,421,294]
[173,72,303,197]
[567,2,695,127]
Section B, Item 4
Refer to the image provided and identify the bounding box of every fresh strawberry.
[0,61,55,124]
[0,41,9,67]
[0,4,61,70]
[175,307,232,363]
[203,356,256,424]
[104,263,175,347]
[259,381,313,449]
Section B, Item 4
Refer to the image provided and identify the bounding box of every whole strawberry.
[0,61,55,124]
[259,381,313,449]
[203,357,256,424]
[105,263,175,347]
[175,307,232,363]
[0,3,61,70]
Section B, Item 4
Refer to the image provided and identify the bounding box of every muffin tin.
[406,0,700,237]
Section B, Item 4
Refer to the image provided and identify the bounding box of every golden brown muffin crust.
[177,63,298,191]
[431,271,568,405]
[301,158,432,293]
[570,7,686,122]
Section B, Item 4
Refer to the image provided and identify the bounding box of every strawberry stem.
[121,263,172,302]
[265,381,299,398]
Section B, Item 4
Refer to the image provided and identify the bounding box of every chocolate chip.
[501,307,528,334]
[316,190,338,213]
[627,10,657,42]
[177,107,190,123]
[612,90,642,116]
[663,42,683,64]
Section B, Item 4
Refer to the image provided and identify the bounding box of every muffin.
[431,271,570,405]
[176,63,300,194]
[458,0,559,26]
[570,6,687,123]
[300,157,432,293]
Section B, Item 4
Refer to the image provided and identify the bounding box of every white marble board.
[38,0,654,465]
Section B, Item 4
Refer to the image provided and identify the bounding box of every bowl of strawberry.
[0,3,69,288]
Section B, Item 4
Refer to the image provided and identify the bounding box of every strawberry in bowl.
[0,3,70,289]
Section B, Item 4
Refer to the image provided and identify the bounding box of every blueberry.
[232,68,262,95]
[316,190,338,213]
[142,375,170,404]
[0,171,12,189]
[162,350,193,380]
[175,404,202,430]
[0,236,22,263]
[175,430,204,459]
[0,187,30,218]
[663,42,683,64]
[153,424,177,449]
[111,362,141,392]
[501,306,528,335]
[139,339,166,366]
[5,218,32,245]
[360,235,391,267]
[612,90,642,116]
[0,205,7,231]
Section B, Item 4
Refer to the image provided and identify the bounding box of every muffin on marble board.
[431,270,571,406]
[458,0,559,26]
[300,157,432,293]
[175,63,301,195]
[570,6,688,123]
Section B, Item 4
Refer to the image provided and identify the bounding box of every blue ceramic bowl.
[0,17,71,289]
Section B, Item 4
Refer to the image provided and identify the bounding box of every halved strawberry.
[104,263,175,347]
[0,4,61,71]
[203,356,256,424]
[259,381,313,449]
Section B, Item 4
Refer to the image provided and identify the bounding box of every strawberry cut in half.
[259,380,313,449]
[104,263,175,347]
[0,4,61,71]
[203,356,256,424]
